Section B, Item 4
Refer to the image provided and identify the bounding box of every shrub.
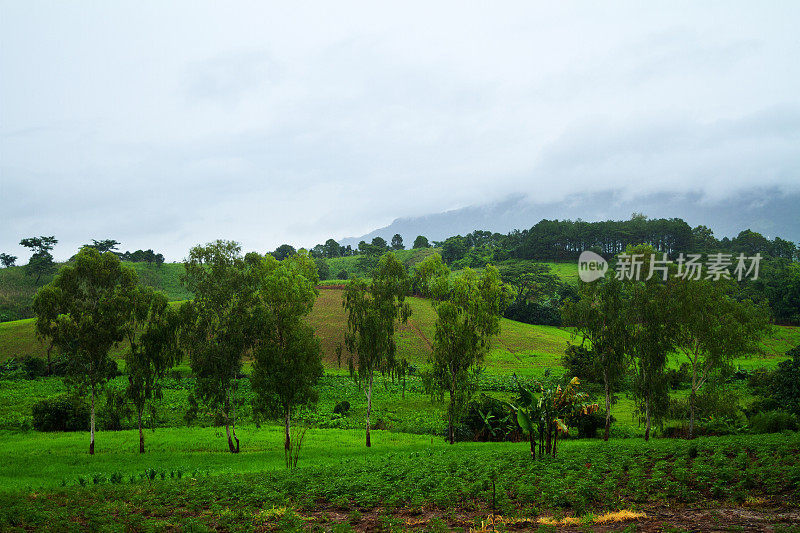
[336,269,349,280]
[98,388,133,430]
[333,401,350,415]
[666,363,690,390]
[32,395,90,432]
[457,393,520,442]
[748,410,799,434]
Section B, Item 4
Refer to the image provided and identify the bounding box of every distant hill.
[340,187,800,247]
[0,262,190,322]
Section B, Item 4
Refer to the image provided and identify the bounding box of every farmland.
[1,280,799,530]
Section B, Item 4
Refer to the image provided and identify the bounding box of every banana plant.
[509,375,598,458]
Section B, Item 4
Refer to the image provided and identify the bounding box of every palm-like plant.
[510,376,597,458]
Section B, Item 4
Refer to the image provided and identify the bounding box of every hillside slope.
[4,289,798,377]
[0,263,190,322]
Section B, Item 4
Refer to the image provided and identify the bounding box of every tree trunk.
[553,428,558,457]
[224,392,236,453]
[603,371,611,441]
[448,381,455,445]
[284,407,291,468]
[365,374,373,447]
[644,398,651,442]
[529,431,536,460]
[545,422,552,455]
[231,383,240,453]
[689,388,696,439]
[89,385,95,455]
[138,409,145,453]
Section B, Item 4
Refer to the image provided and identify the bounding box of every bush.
[504,301,561,326]
[336,269,349,280]
[98,388,133,430]
[333,401,350,415]
[32,395,90,432]
[666,363,690,390]
[457,394,520,442]
[748,410,799,434]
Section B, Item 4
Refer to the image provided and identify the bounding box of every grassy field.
[1,432,798,530]
[0,262,190,323]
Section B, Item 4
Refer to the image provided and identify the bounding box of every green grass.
[1,432,797,530]
[0,262,190,323]
[0,266,55,322]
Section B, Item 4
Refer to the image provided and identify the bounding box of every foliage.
[412,235,430,249]
[343,252,411,446]
[562,275,629,440]
[124,289,181,452]
[0,253,16,268]
[510,376,598,458]
[250,252,323,466]
[671,277,771,437]
[771,344,800,415]
[458,393,520,442]
[19,235,58,283]
[33,247,137,454]
[32,395,90,432]
[390,234,404,250]
[180,240,253,453]
[429,266,508,443]
[410,252,450,298]
[271,244,297,260]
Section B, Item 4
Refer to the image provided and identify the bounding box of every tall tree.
[124,288,181,453]
[391,234,404,250]
[180,240,254,453]
[251,252,323,466]
[0,253,16,268]
[86,239,120,254]
[671,277,770,437]
[20,235,58,283]
[562,275,630,441]
[272,244,297,260]
[343,252,411,447]
[411,252,450,298]
[33,247,137,454]
[624,245,675,441]
[429,266,508,444]
[412,235,430,249]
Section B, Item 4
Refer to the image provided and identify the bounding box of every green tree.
[772,345,800,416]
[0,253,16,268]
[180,240,254,453]
[272,244,297,260]
[624,245,675,441]
[391,234,404,250]
[33,247,137,454]
[412,235,430,249]
[251,253,323,467]
[440,235,467,264]
[323,238,342,258]
[124,288,181,453]
[671,277,770,437]
[411,252,450,298]
[343,253,411,447]
[86,239,120,254]
[429,266,508,444]
[371,236,388,250]
[562,275,630,441]
[315,257,330,280]
[20,235,58,283]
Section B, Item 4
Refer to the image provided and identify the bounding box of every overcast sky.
[2,2,799,261]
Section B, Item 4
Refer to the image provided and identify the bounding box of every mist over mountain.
[340,188,800,247]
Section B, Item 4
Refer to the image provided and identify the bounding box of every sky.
[2,1,799,261]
